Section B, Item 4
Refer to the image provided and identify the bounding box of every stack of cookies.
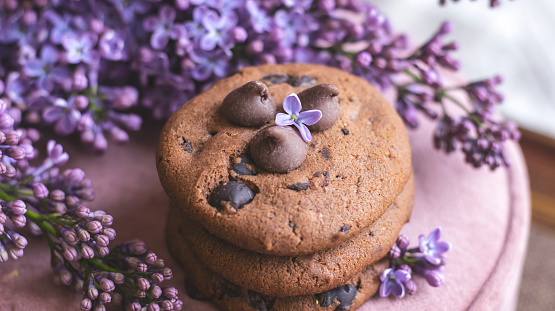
[157,64,413,310]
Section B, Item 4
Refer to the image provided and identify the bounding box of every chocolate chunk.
[221,81,276,127]
[208,181,255,211]
[157,156,163,164]
[231,154,257,176]
[289,75,316,87]
[320,147,332,160]
[298,84,340,131]
[250,126,307,173]
[369,232,374,237]
[248,291,268,311]
[289,222,296,230]
[340,224,350,233]
[180,138,193,153]
[316,284,358,310]
[287,182,311,191]
[262,74,290,85]
[341,128,350,135]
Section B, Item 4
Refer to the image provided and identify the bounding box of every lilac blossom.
[23,45,69,91]
[379,268,411,298]
[200,9,238,50]
[275,93,322,142]
[42,98,82,136]
[143,5,180,50]
[61,33,99,64]
[418,227,451,265]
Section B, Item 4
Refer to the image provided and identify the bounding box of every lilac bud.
[97,246,109,257]
[110,127,129,144]
[94,133,108,151]
[66,196,81,208]
[137,278,151,291]
[29,222,42,235]
[73,69,88,92]
[127,256,141,268]
[74,95,89,110]
[136,263,148,273]
[0,132,5,144]
[81,246,95,259]
[100,292,111,304]
[94,304,106,311]
[173,300,183,310]
[161,300,174,311]
[132,240,147,255]
[0,247,8,262]
[150,285,162,299]
[0,163,6,174]
[22,10,37,25]
[0,113,14,129]
[103,228,116,240]
[100,215,113,227]
[388,244,401,259]
[81,298,92,311]
[32,183,49,199]
[113,273,125,285]
[373,58,387,69]
[13,234,28,249]
[145,253,157,265]
[399,264,412,275]
[152,273,164,284]
[163,267,173,280]
[9,146,25,160]
[48,189,65,202]
[78,229,91,242]
[112,293,122,305]
[10,200,27,215]
[75,206,91,218]
[438,21,453,35]
[232,27,247,43]
[54,203,67,214]
[175,0,189,10]
[87,221,102,234]
[96,235,110,247]
[396,234,410,250]
[90,18,104,34]
[5,131,20,145]
[0,212,6,224]
[5,165,16,178]
[405,279,417,295]
[100,278,115,292]
[164,287,179,299]
[64,246,80,261]
[59,269,72,285]
[356,51,372,67]
[423,269,444,287]
[247,40,264,54]
[136,289,146,298]
[148,304,160,311]
[0,223,4,235]
[129,302,142,311]
[8,247,24,259]
[88,286,99,299]
[12,214,26,228]
[156,258,165,268]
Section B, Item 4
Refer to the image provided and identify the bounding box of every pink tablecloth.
[0,113,530,310]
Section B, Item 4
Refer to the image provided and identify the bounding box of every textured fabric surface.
[0,115,530,310]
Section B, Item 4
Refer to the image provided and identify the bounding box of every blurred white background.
[374,0,555,138]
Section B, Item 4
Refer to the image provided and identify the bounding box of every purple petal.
[380,268,392,282]
[81,32,97,49]
[283,93,301,115]
[275,113,294,127]
[54,110,79,136]
[150,30,169,50]
[192,64,212,81]
[418,234,426,253]
[428,227,442,242]
[379,281,391,297]
[424,253,442,265]
[298,110,322,126]
[41,45,59,64]
[390,281,405,298]
[23,60,45,77]
[295,123,312,142]
[159,5,176,23]
[201,11,219,31]
[42,106,64,123]
[433,241,450,254]
[51,66,71,82]
[394,270,411,283]
[200,33,218,51]
[143,16,159,32]
[37,75,54,92]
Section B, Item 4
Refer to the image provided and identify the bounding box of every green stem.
[88,258,120,273]
[25,210,57,235]
[0,189,15,201]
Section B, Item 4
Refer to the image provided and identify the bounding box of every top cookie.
[157,64,411,256]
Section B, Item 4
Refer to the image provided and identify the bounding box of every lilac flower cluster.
[380,227,451,298]
[0,100,181,309]
[0,0,518,169]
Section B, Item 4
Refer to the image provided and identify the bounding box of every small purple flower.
[62,33,99,64]
[418,227,451,265]
[99,30,127,61]
[200,10,238,50]
[275,93,322,142]
[379,268,411,298]
[42,98,82,136]
[143,5,179,50]
[189,49,232,81]
[23,45,70,91]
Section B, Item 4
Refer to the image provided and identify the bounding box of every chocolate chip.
[208,181,255,211]
[298,84,340,131]
[316,284,358,310]
[180,137,193,153]
[262,74,290,85]
[157,156,163,164]
[289,75,316,87]
[340,225,350,234]
[287,182,311,191]
[289,222,296,230]
[369,232,374,237]
[320,147,332,160]
[250,126,307,173]
[221,81,276,127]
[231,154,257,176]
[341,128,350,135]
[248,291,268,311]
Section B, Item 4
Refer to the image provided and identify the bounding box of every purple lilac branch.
[380,227,451,298]
[0,0,519,170]
[0,100,182,310]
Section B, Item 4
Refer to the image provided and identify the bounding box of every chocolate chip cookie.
[157,64,412,256]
